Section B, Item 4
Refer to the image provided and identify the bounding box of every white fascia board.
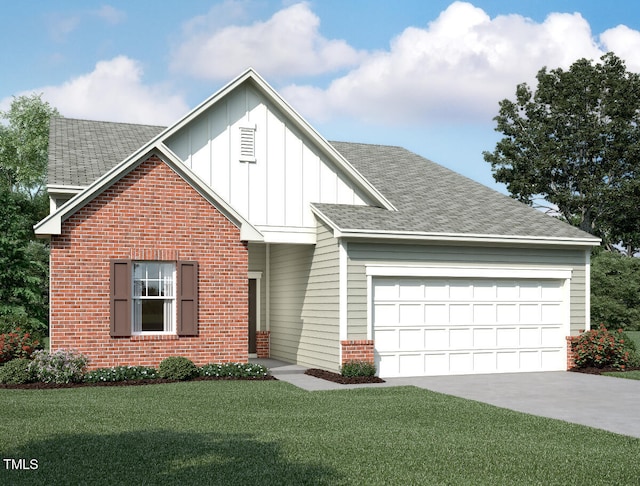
[366,264,573,280]
[47,185,85,195]
[336,229,600,247]
[255,225,317,244]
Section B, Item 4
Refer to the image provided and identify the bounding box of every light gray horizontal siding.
[347,242,588,338]
[269,221,341,371]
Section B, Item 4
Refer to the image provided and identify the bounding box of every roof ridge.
[52,116,166,130]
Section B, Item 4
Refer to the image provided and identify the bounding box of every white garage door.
[373,277,567,377]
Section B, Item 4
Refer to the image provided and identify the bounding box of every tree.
[483,53,640,253]
[591,250,640,330]
[0,94,58,337]
[0,93,58,199]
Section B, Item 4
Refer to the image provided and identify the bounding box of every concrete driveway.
[386,371,640,439]
[255,359,640,439]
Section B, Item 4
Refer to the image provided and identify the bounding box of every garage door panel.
[424,329,448,349]
[374,329,398,350]
[399,328,423,349]
[450,353,473,373]
[496,327,518,347]
[519,327,541,347]
[520,350,540,370]
[473,282,496,299]
[473,328,495,347]
[424,354,448,375]
[496,351,518,371]
[541,304,562,323]
[474,352,495,373]
[541,327,561,346]
[450,281,473,299]
[399,304,423,324]
[519,304,540,323]
[373,276,567,377]
[450,328,473,348]
[425,304,448,324]
[398,280,424,299]
[399,354,422,375]
[450,304,472,324]
[496,304,518,323]
[473,304,496,324]
[374,304,397,324]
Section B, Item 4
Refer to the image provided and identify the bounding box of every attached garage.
[368,266,571,377]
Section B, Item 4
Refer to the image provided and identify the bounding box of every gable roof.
[39,69,599,247]
[311,142,598,245]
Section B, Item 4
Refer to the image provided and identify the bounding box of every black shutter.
[110,260,132,337]
[177,261,198,336]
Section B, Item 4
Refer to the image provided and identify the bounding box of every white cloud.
[601,25,640,72]
[1,56,188,125]
[94,5,126,25]
[170,1,364,80]
[282,1,607,125]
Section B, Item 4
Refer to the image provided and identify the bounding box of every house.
[35,69,600,377]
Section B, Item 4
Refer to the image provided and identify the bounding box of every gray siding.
[248,243,267,330]
[347,242,588,338]
[269,221,341,371]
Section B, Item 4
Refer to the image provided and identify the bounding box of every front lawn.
[1,381,638,485]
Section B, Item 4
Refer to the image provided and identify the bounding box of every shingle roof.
[48,117,165,186]
[47,118,596,241]
[315,142,595,240]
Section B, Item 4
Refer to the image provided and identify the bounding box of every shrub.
[199,362,269,378]
[573,325,637,370]
[158,356,198,381]
[0,327,41,364]
[84,366,159,383]
[29,349,88,384]
[0,358,34,384]
[340,360,377,377]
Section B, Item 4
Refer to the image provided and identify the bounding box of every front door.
[248,278,257,354]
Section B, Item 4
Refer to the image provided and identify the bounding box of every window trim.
[131,261,176,336]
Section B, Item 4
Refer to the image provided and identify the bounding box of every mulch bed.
[0,375,277,390]
[304,368,385,384]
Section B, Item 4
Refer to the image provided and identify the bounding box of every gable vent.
[239,125,256,162]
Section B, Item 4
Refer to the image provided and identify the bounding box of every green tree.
[483,53,640,253]
[0,93,58,198]
[0,94,58,337]
[591,250,640,330]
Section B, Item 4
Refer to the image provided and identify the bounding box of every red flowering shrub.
[573,325,634,370]
[0,328,40,364]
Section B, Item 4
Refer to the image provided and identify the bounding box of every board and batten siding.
[346,242,589,339]
[268,221,341,371]
[248,243,267,331]
[165,84,371,240]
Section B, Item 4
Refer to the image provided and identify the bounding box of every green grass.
[1,382,639,485]
[603,370,640,380]
[626,330,640,350]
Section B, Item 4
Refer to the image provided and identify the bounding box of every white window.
[132,262,175,333]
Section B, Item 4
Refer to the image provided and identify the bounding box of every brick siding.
[256,331,270,358]
[341,340,374,364]
[49,155,249,369]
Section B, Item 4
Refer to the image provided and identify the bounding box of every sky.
[4,0,640,192]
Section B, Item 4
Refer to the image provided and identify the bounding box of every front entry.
[248,278,257,354]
